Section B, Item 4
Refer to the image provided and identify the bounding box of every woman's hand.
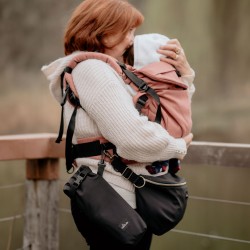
[157,39,193,76]
[183,133,193,148]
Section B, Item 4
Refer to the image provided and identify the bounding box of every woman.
[42,0,193,249]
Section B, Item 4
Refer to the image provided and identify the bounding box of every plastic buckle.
[103,150,117,160]
[64,66,73,74]
[73,175,84,187]
[139,82,149,92]
[137,97,147,107]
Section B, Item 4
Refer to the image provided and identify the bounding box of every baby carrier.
[55,51,192,173]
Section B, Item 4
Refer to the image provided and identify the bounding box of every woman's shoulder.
[71,57,125,97]
[73,58,121,80]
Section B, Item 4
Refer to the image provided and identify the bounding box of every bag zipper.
[143,177,186,187]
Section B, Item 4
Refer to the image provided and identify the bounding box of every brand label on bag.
[119,219,129,230]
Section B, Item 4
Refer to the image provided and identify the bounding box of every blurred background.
[0,1,250,250]
[1,0,250,143]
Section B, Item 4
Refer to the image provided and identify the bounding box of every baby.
[124,33,195,174]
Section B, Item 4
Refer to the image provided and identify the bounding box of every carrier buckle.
[73,175,84,187]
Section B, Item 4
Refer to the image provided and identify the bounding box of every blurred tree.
[129,0,145,11]
[1,0,250,141]
[210,0,250,95]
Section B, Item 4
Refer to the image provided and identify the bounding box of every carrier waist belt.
[72,140,116,159]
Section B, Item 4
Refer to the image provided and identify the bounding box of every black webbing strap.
[71,139,143,186]
[55,85,70,143]
[118,62,162,124]
[72,141,116,159]
[55,66,88,172]
[65,106,78,173]
[60,71,64,97]
[65,95,85,173]
[135,95,148,112]
[55,67,74,144]
[110,156,145,188]
[55,67,74,143]
[153,100,162,124]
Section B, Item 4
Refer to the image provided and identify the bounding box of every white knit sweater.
[42,52,194,208]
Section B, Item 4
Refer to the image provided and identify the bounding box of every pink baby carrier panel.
[125,61,192,138]
[63,52,192,139]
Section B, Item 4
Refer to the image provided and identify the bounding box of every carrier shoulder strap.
[65,52,124,99]
[55,51,162,172]
[55,52,125,172]
[60,52,162,122]
[55,52,124,142]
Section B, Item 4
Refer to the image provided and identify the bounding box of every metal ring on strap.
[133,176,146,188]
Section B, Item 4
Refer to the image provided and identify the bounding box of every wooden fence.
[0,133,249,250]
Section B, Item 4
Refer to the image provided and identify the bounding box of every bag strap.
[109,155,145,188]
[109,155,180,187]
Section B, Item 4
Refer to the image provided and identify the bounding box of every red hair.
[64,0,144,55]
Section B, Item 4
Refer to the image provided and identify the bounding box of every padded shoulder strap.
[64,52,124,98]
[68,52,123,73]
[57,52,127,173]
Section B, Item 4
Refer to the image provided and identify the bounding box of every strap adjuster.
[64,66,73,74]
[122,167,133,179]
[136,95,148,111]
[139,82,149,92]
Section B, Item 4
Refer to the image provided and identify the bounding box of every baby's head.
[124,33,170,69]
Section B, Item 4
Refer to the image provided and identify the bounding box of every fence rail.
[1,133,249,167]
[0,133,249,250]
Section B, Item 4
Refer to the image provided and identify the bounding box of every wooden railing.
[0,134,65,250]
[0,133,250,250]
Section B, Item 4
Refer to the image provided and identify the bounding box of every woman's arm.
[72,59,190,163]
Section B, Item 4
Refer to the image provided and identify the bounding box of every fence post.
[23,158,60,250]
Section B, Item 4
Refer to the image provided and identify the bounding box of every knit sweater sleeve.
[72,59,187,163]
